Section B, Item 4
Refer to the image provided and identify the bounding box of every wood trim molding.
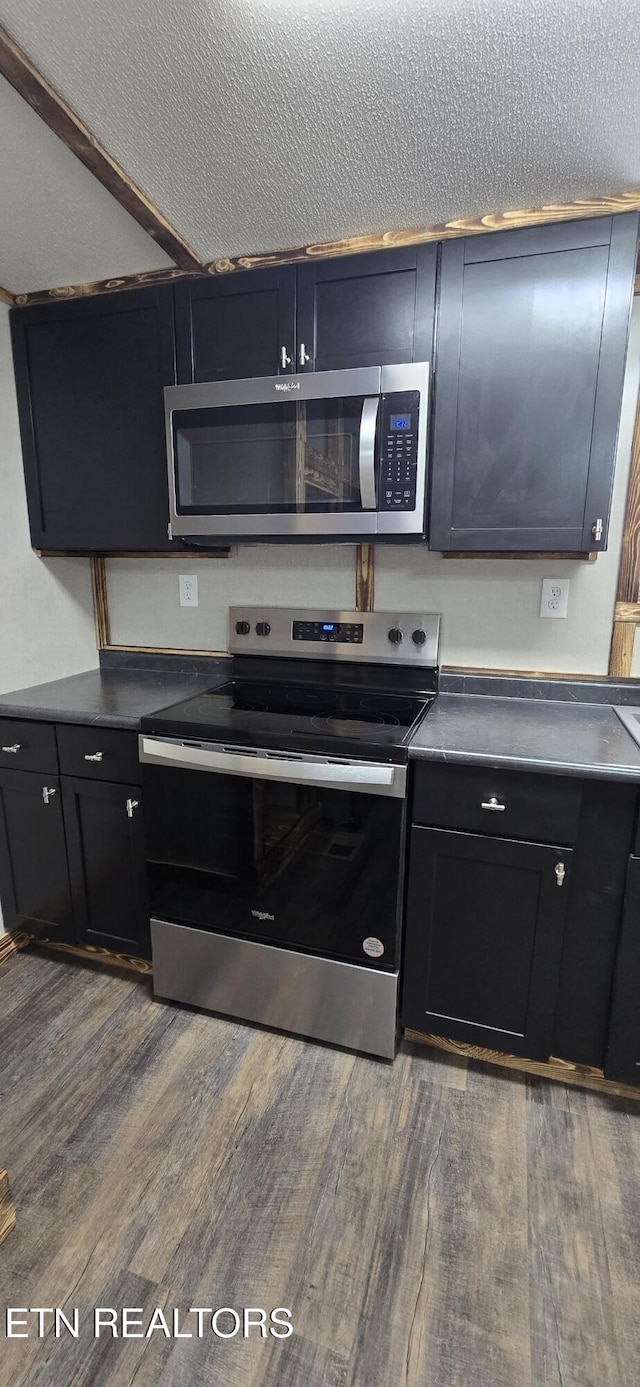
[90,556,111,649]
[0,929,30,966]
[609,381,640,676]
[30,937,153,975]
[9,191,640,308]
[443,551,597,561]
[0,25,202,276]
[0,1171,16,1246]
[0,285,15,307]
[405,1029,640,1103]
[355,544,375,612]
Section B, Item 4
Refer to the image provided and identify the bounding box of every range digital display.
[390,414,412,430]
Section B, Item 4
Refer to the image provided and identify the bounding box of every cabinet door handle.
[42,786,57,804]
[280,346,292,369]
[591,518,603,541]
[84,752,103,762]
[555,861,566,887]
[481,797,505,811]
[299,342,310,367]
[1,743,21,754]
[126,798,139,818]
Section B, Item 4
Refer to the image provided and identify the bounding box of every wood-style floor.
[1,951,639,1387]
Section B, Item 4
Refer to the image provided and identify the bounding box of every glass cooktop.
[142,679,433,762]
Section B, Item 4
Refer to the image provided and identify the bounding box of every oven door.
[140,736,407,970]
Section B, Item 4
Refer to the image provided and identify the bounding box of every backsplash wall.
[107,304,640,679]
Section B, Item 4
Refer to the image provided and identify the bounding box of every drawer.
[0,718,58,774]
[56,724,140,784]
[411,761,582,845]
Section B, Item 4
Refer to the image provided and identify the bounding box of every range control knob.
[235,620,251,636]
[255,621,271,637]
[412,628,427,647]
[388,627,403,645]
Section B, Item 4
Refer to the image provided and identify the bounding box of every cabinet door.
[62,778,150,958]
[175,268,296,382]
[11,286,177,553]
[429,214,639,552]
[604,856,640,1085]
[401,826,572,1059]
[0,768,73,941]
[296,245,437,372]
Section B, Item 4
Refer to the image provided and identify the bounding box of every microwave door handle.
[359,396,379,510]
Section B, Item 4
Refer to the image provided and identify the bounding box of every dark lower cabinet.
[0,767,73,941]
[604,856,640,1085]
[62,777,150,958]
[402,826,573,1059]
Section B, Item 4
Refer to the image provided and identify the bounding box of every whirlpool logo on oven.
[274,381,301,392]
[251,909,275,922]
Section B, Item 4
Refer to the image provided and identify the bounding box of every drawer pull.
[42,786,57,804]
[481,797,506,812]
[84,752,104,762]
[555,861,566,887]
[126,798,139,818]
[2,744,21,754]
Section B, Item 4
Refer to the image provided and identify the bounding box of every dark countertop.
[409,693,640,782]
[0,664,228,730]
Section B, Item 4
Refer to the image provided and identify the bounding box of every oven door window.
[172,396,374,515]
[144,766,403,968]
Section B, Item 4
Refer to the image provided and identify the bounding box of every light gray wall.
[0,304,97,932]
[108,303,640,678]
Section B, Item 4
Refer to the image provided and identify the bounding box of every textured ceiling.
[0,76,173,294]
[1,0,639,284]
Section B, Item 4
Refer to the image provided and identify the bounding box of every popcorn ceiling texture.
[0,0,639,276]
[0,76,172,294]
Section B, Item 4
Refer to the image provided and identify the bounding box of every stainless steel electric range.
[139,607,440,1059]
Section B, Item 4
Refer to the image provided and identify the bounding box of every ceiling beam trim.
[9,190,640,308]
[0,285,15,306]
[0,24,203,274]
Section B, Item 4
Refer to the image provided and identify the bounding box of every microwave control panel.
[379,391,420,511]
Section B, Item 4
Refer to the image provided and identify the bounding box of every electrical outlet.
[179,574,198,608]
[539,577,570,619]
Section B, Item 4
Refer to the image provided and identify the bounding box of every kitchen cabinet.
[402,825,572,1059]
[175,246,437,382]
[604,854,640,1084]
[0,766,73,941]
[62,776,150,958]
[429,213,639,552]
[10,285,179,553]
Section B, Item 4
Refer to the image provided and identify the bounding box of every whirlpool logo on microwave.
[274,381,301,392]
[251,909,275,922]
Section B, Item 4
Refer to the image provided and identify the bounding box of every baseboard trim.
[0,930,31,966]
[405,1029,640,1102]
[29,938,152,975]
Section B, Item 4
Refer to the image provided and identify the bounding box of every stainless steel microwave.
[164,362,429,540]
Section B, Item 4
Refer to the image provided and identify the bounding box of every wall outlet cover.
[539,577,570,619]
[179,574,199,608]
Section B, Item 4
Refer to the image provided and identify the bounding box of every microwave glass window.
[173,397,368,515]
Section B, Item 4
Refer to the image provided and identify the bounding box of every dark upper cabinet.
[175,246,437,382]
[429,213,639,552]
[175,268,296,382]
[402,826,572,1059]
[11,285,178,553]
[604,855,640,1085]
[0,766,74,942]
[295,246,437,372]
[62,776,150,957]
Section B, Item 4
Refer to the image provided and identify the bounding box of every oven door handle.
[359,396,379,510]
[139,736,406,798]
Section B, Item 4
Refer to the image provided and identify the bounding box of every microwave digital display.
[390,414,412,430]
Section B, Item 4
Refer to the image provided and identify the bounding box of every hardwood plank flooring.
[1,952,639,1386]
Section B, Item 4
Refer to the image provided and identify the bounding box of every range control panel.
[292,620,363,644]
[230,608,441,667]
[380,390,420,512]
